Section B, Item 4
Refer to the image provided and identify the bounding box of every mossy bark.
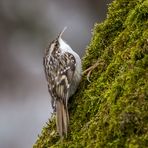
[34,0,148,147]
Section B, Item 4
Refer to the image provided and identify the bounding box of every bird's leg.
[83,60,100,82]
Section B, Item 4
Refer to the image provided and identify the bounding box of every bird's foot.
[83,60,99,82]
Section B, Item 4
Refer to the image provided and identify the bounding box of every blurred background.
[0,0,112,148]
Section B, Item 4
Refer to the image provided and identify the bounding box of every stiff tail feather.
[56,100,69,138]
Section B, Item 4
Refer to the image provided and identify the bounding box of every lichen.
[33,0,148,147]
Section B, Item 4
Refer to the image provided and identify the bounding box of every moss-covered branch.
[34,0,148,147]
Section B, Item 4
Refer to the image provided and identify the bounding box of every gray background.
[0,0,112,148]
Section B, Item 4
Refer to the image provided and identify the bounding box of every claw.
[83,60,99,82]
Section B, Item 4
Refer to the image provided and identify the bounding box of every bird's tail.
[56,100,69,138]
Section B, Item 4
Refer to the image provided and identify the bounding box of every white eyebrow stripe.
[49,42,56,55]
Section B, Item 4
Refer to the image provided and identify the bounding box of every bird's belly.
[69,69,81,97]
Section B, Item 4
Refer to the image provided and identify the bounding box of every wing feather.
[43,51,76,108]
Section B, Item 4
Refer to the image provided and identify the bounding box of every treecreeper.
[43,27,82,138]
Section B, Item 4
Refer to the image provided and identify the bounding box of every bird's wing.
[43,52,76,105]
[54,52,76,104]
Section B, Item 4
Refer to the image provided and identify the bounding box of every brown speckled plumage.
[43,28,82,138]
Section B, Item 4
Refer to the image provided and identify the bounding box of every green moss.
[34,0,148,147]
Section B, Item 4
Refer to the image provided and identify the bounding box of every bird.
[43,27,82,138]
